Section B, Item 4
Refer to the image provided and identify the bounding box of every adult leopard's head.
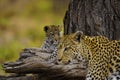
[57,31,84,64]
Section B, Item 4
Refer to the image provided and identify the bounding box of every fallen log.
[3,49,87,80]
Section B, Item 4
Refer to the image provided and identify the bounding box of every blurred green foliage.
[0,0,69,75]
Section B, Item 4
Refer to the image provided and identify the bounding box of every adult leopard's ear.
[44,26,50,33]
[57,25,62,31]
[57,25,63,37]
[73,31,83,42]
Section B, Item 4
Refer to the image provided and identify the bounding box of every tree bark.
[64,0,120,40]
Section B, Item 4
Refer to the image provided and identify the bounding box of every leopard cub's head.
[44,25,62,42]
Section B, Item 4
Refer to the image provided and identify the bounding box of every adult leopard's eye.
[64,47,68,51]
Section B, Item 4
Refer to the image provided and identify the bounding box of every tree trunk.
[64,0,120,40]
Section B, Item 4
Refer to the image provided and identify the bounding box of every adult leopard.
[57,31,120,80]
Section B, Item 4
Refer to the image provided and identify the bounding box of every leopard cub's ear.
[44,26,50,33]
[73,31,83,42]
